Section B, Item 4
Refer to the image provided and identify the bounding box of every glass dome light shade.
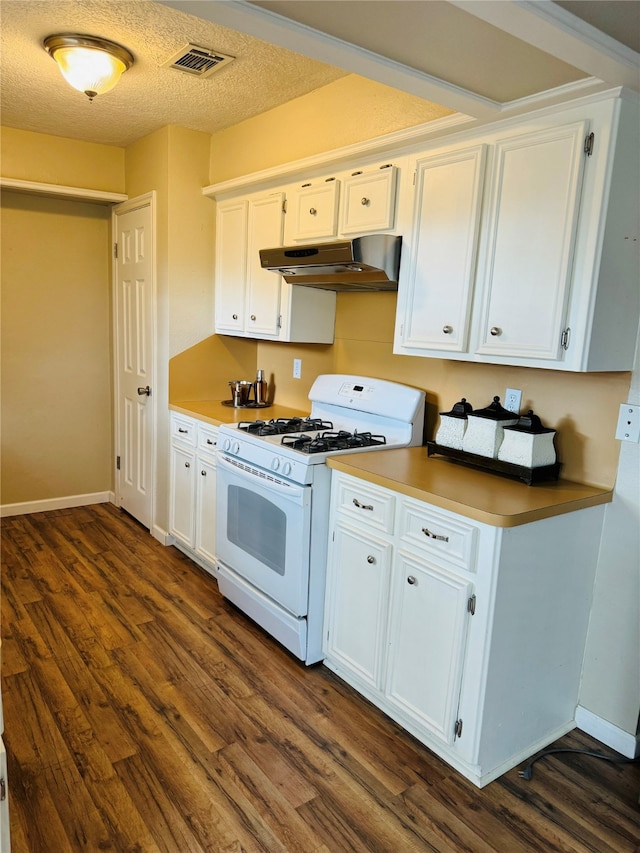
[44,35,134,100]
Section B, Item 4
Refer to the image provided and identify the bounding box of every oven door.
[216,452,312,616]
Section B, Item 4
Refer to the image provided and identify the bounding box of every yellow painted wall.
[210,75,453,182]
[0,129,124,507]
[1,192,113,504]
[0,126,125,191]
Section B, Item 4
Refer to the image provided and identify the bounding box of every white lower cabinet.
[169,413,218,577]
[323,470,605,787]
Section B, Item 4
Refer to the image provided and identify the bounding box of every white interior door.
[113,197,155,528]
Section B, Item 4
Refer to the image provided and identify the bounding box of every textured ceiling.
[0,0,348,147]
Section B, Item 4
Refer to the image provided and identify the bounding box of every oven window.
[227,485,286,575]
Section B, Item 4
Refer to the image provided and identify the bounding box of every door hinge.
[282,199,287,214]
[454,718,463,739]
[0,777,5,801]
[116,455,121,470]
[278,314,282,329]
[412,170,417,187]
[113,242,118,258]
[584,132,595,156]
[467,594,476,615]
[561,327,571,351]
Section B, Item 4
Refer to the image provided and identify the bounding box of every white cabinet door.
[341,165,398,234]
[385,552,473,745]
[195,456,217,571]
[169,445,196,549]
[246,192,285,337]
[324,521,393,691]
[398,146,486,354]
[215,199,248,334]
[291,179,340,240]
[476,121,588,361]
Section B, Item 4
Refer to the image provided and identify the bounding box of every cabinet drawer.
[341,165,398,234]
[399,499,477,571]
[171,413,196,446]
[197,423,219,458]
[335,475,395,533]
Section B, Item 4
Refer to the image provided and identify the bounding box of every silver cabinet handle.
[367,555,376,564]
[422,527,449,542]
[442,325,453,334]
[206,439,216,446]
[251,314,256,321]
[201,470,206,476]
[407,576,417,585]
[309,207,317,215]
[178,427,188,434]
[232,313,238,320]
[353,498,374,510]
[184,462,190,468]
[490,326,502,337]
[361,197,370,206]
[137,385,151,396]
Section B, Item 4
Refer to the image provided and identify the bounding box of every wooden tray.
[426,441,561,486]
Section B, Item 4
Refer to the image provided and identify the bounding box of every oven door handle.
[217,452,308,503]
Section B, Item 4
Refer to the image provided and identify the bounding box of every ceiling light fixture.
[43,34,134,101]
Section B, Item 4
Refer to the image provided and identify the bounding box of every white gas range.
[215,374,425,664]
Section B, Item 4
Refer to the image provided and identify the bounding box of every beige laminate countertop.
[327,447,612,528]
[170,400,307,427]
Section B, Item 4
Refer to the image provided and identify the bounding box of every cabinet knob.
[361,197,370,206]
[442,325,453,334]
[407,575,417,585]
[251,314,256,321]
[185,462,190,468]
[232,313,238,320]
[309,207,317,215]
[367,555,376,564]
[490,326,502,337]
[353,498,374,511]
[201,470,206,476]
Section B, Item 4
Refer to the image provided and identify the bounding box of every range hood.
[259,234,402,292]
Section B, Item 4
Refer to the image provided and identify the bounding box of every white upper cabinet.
[394,95,640,372]
[215,190,336,343]
[397,145,486,353]
[287,161,402,243]
[340,164,398,234]
[291,177,340,240]
[475,121,588,361]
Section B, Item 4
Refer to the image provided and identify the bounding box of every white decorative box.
[434,398,473,451]
[462,396,519,459]
[498,410,557,468]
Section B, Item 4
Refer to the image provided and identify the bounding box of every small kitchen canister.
[434,398,473,450]
[462,396,519,458]
[498,410,557,468]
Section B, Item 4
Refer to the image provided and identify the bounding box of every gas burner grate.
[284,430,387,454]
[238,417,333,436]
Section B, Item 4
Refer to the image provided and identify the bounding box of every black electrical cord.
[518,747,640,780]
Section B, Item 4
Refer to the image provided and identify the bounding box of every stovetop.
[218,375,426,484]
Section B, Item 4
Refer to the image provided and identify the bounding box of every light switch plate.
[615,403,640,442]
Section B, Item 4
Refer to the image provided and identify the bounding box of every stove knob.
[231,441,240,455]
[222,438,231,452]
[271,457,280,471]
[282,461,292,476]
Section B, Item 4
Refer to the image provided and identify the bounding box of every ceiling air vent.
[164,44,235,78]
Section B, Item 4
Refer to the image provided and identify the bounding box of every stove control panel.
[338,381,374,402]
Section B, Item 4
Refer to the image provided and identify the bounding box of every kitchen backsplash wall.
[256,291,631,489]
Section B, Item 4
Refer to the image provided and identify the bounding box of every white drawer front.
[171,413,197,446]
[399,499,477,572]
[335,475,395,534]
[197,423,219,458]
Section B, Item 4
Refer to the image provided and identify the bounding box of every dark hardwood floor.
[1,503,638,853]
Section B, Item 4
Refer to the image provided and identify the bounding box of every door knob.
[137,386,151,396]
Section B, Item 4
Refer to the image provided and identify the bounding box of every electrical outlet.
[615,403,640,442]
[505,388,522,414]
[293,358,302,379]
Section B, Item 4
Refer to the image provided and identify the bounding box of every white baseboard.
[575,705,640,758]
[152,525,173,546]
[1,491,115,518]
